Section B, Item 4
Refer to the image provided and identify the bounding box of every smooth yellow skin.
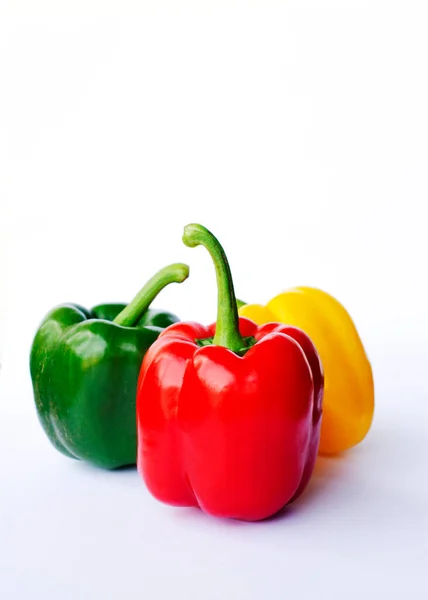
[239,287,374,455]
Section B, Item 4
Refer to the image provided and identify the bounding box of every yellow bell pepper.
[238,287,374,455]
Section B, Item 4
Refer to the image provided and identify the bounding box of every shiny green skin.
[30,303,179,469]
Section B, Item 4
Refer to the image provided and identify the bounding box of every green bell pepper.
[30,263,189,469]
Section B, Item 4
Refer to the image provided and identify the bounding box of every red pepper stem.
[113,263,189,327]
[182,224,245,352]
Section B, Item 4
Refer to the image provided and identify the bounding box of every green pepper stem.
[182,224,245,352]
[113,263,189,327]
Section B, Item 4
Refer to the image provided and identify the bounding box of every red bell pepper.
[137,224,323,521]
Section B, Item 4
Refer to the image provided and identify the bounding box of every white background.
[1,1,427,598]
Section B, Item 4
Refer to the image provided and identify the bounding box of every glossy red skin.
[137,317,323,521]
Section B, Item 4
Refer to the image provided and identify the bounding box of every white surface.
[1,2,427,599]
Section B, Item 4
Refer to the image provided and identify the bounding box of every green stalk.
[182,224,245,352]
[113,263,189,327]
